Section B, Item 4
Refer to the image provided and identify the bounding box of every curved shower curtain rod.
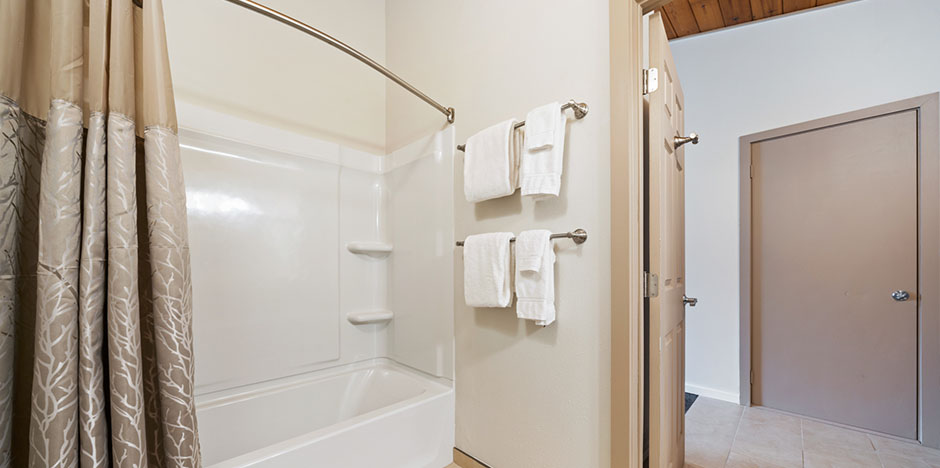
[134,0,456,124]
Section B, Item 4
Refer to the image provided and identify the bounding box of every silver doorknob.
[675,133,699,149]
[891,290,910,302]
[683,295,698,307]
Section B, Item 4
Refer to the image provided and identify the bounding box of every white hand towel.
[524,101,559,151]
[514,230,556,326]
[463,232,515,308]
[464,119,520,203]
[521,108,567,198]
[515,229,549,273]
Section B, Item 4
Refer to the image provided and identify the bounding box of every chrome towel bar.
[456,229,588,247]
[456,100,589,151]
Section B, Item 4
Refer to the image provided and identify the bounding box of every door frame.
[738,93,940,447]
[610,2,672,468]
[609,1,645,466]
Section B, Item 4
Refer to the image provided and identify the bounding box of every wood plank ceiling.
[658,0,848,39]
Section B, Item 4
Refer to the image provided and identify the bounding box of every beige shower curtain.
[0,0,200,466]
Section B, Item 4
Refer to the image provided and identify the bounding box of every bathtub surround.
[386,132,457,379]
[182,130,344,392]
[0,0,200,466]
[178,101,455,466]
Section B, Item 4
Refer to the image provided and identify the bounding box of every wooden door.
[646,11,686,468]
[751,110,919,439]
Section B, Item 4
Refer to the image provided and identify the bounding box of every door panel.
[647,12,686,468]
[751,110,918,439]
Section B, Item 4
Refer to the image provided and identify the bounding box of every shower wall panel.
[179,104,454,396]
[339,167,390,363]
[183,135,342,394]
[387,128,455,379]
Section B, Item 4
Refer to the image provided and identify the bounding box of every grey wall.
[671,0,940,402]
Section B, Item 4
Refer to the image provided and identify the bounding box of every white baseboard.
[686,382,740,405]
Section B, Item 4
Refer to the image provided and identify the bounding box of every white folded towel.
[521,107,567,198]
[464,119,520,203]
[524,102,559,151]
[514,230,556,325]
[463,232,515,308]
[515,229,549,272]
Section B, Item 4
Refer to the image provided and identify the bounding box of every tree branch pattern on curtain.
[0,0,201,466]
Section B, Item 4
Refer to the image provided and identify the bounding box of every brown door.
[646,11,686,468]
[751,110,918,439]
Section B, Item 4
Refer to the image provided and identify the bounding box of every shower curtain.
[0,0,200,467]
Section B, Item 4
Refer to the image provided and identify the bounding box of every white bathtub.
[195,359,455,468]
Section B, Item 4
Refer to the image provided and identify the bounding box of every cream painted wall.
[671,0,940,403]
[386,2,613,467]
[163,0,388,154]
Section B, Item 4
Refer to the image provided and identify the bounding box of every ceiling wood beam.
[659,0,848,39]
[782,0,816,14]
[662,11,679,39]
[662,0,701,36]
[719,0,753,25]
[689,0,725,32]
[749,0,783,19]
[639,0,676,14]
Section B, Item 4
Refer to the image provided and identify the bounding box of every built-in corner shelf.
[346,241,393,258]
[346,310,394,325]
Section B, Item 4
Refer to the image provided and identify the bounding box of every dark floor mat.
[685,392,698,413]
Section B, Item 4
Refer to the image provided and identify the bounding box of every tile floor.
[686,396,940,468]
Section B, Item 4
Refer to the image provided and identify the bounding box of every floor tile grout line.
[866,433,887,468]
[800,417,805,467]
[721,406,746,468]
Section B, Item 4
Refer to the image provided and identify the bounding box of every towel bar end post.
[566,100,589,120]
[569,228,588,245]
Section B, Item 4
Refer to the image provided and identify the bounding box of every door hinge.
[643,68,659,95]
[749,163,753,179]
[644,271,659,298]
[750,370,754,384]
